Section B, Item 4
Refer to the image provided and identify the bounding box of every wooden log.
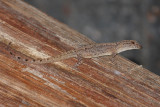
[0,0,159,106]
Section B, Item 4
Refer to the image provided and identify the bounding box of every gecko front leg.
[109,53,117,63]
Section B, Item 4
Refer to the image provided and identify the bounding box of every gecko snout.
[135,43,142,49]
[136,42,142,49]
[139,45,143,49]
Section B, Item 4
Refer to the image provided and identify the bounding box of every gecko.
[24,40,142,65]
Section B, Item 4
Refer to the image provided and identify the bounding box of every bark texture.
[0,0,159,107]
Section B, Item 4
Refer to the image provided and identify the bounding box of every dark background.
[24,0,160,75]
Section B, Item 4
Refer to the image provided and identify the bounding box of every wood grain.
[0,0,159,107]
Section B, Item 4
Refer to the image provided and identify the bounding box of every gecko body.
[29,40,142,64]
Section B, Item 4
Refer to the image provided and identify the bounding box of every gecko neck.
[116,44,137,53]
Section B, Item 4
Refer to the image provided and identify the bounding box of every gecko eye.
[131,41,135,44]
[17,57,21,59]
[40,59,42,62]
[33,59,35,62]
[25,59,28,61]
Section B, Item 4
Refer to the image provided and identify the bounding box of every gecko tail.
[30,50,77,64]
[30,58,50,64]
[29,57,57,64]
[29,57,59,64]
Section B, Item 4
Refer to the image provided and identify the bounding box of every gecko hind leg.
[73,55,83,69]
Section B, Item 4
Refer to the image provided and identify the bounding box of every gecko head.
[116,40,142,53]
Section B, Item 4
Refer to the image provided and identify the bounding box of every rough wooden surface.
[0,0,160,107]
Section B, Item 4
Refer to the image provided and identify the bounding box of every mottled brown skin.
[30,40,142,64]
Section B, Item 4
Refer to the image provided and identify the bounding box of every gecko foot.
[5,42,12,50]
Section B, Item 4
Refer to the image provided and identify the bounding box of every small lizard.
[27,40,142,65]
